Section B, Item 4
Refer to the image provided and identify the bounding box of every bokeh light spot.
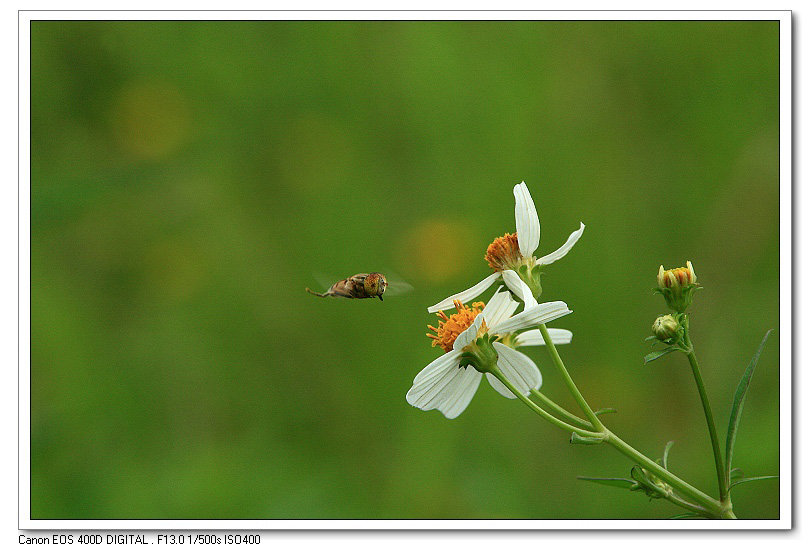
[399,219,477,284]
[110,81,191,161]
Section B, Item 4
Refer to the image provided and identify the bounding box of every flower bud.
[652,314,679,341]
[656,261,700,312]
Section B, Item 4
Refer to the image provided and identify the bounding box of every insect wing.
[383,272,414,297]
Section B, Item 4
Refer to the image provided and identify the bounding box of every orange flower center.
[485,233,522,271]
[427,300,485,353]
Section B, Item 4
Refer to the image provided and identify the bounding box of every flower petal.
[514,182,541,258]
[407,350,464,410]
[427,272,500,313]
[492,342,542,396]
[481,286,519,329]
[410,349,463,386]
[514,328,573,347]
[453,313,484,351]
[485,372,515,399]
[437,367,483,419]
[490,300,572,334]
[536,222,585,266]
[501,269,538,308]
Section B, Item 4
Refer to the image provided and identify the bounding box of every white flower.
[408,283,572,419]
[428,181,585,313]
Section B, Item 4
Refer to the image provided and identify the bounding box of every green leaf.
[644,347,679,364]
[729,475,778,490]
[669,513,700,519]
[662,440,675,470]
[577,476,636,489]
[725,330,772,486]
[594,407,617,416]
[570,432,604,445]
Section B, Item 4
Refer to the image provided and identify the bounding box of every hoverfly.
[306,272,412,301]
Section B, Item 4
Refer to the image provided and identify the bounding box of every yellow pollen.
[427,300,485,353]
[485,233,522,271]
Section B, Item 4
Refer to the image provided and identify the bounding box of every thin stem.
[665,493,713,519]
[539,324,605,431]
[490,369,604,439]
[605,431,727,518]
[531,389,594,431]
[682,322,728,501]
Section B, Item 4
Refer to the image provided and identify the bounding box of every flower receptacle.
[459,335,499,374]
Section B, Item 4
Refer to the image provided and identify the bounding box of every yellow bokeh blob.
[399,219,478,284]
[110,81,190,161]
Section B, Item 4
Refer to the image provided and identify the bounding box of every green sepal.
[629,466,668,499]
[570,432,604,445]
[729,475,778,491]
[577,476,637,489]
[644,346,680,364]
[662,440,675,470]
[594,408,617,416]
[725,330,772,489]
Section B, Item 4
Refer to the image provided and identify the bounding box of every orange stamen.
[485,233,522,271]
[426,300,486,353]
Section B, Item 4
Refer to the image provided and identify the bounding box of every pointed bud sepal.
[655,261,701,313]
[458,334,500,374]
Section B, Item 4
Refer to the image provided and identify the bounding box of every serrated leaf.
[662,440,675,470]
[644,347,679,364]
[669,513,701,519]
[730,468,745,480]
[577,476,637,489]
[570,432,604,445]
[729,475,779,490]
[725,331,772,488]
[594,407,617,416]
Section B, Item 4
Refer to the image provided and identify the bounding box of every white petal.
[514,182,541,258]
[514,328,573,347]
[492,342,542,396]
[491,301,572,334]
[536,222,585,266]
[437,367,483,419]
[410,349,463,386]
[481,286,519,329]
[407,350,463,409]
[485,372,515,399]
[427,273,500,313]
[501,269,538,308]
[453,314,483,351]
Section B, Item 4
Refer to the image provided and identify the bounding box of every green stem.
[490,369,604,439]
[530,324,732,519]
[682,321,728,501]
[605,431,726,518]
[539,324,605,431]
[531,389,594,431]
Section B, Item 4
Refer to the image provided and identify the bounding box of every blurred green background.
[30,20,780,519]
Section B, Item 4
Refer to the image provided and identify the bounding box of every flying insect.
[306,272,412,301]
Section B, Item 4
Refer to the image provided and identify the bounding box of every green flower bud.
[655,261,700,312]
[652,314,680,342]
